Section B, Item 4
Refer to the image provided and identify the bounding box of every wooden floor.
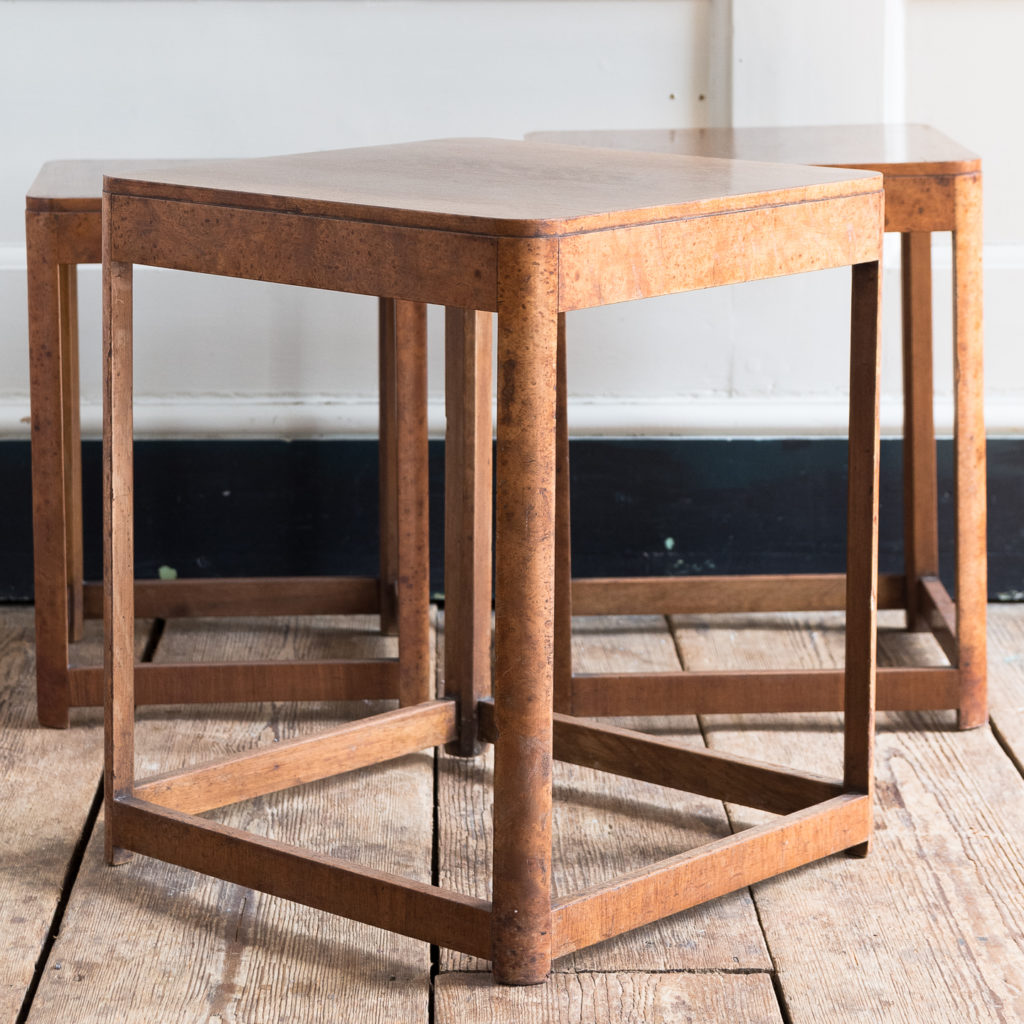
[3,602,1024,1023]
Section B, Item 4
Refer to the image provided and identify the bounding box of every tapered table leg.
[844,260,882,858]
[900,232,939,632]
[58,263,86,643]
[394,300,431,707]
[378,298,399,636]
[444,307,493,755]
[103,230,136,866]
[491,238,558,985]
[27,212,71,728]
[553,314,573,715]
[952,173,987,730]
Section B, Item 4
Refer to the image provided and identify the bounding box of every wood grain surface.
[26,614,433,1023]
[436,611,772,975]
[673,608,1024,1023]
[526,124,980,176]
[28,159,211,212]
[0,611,148,1023]
[102,138,880,238]
[5,605,1024,1019]
[435,970,784,1024]
[986,603,1024,772]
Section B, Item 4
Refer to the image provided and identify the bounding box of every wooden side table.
[26,160,420,727]
[529,125,986,729]
[102,138,883,984]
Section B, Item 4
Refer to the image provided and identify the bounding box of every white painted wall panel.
[1,1,712,239]
[730,0,898,126]
[904,0,1024,435]
[0,0,1020,437]
[907,0,1024,244]
[1,0,717,436]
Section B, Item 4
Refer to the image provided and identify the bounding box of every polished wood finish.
[378,297,400,635]
[102,138,881,985]
[72,658,400,706]
[111,797,493,960]
[902,232,939,631]
[530,125,986,729]
[394,299,432,706]
[101,140,881,235]
[29,158,215,212]
[553,315,573,715]
[58,263,84,642]
[952,172,988,728]
[80,574,380,618]
[102,240,135,867]
[526,124,979,182]
[565,665,960,718]
[26,209,72,727]
[491,235,560,983]
[558,193,879,309]
[477,700,845,816]
[922,575,959,664]
[550,793,872,959]
[26,160,422,726]
[444,307,494,755]
[844,262,882,824]
[571,572,906,616]
[135,700,458,814]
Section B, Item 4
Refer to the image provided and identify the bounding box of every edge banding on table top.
[27,158,210,213]
[26,125,968,215]
[526,124,980,178]
[98,138,881,238]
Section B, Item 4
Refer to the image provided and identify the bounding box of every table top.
[32,138,880,237]
[28,158,208,213]
[103,138,881,238]
[526,125,979,178]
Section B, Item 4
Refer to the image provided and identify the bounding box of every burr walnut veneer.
[530,125,986,729]
[27,160,424,727]
[101,138,883,984]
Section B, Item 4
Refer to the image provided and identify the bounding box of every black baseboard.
[2,438,1021,603]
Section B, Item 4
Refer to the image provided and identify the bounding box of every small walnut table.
[102,138,882,985]
[530,125,985,729]
[27,160,424,727]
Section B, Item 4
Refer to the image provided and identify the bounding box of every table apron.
[882,173,961,233]
[106,193,500,310]
[558,191,883,311]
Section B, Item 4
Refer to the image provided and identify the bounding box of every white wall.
[905,0,1024,431]
[0,0,1020,438]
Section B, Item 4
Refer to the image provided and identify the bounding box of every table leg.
[845,260,882,858]
[553,314,573,714]
[394,300,431,706]
[378,298,399,636]
[491,238,558,985]
[27,212,71,728]
[900,232,939,631]
[58,263,85,643]
[444,307,493,755]
[103,241,136,866]
[952,173,987,730]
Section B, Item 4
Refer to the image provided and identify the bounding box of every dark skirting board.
[1,438,1020,603]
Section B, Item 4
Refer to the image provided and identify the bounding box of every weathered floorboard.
[673,609,1024,1024]
[437,612,771,974]
[26,614,433,1024]
[7,604,1024,1019]
[435,970,784,1024]
[0,610,148,1024]
[986,603,1024,774]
